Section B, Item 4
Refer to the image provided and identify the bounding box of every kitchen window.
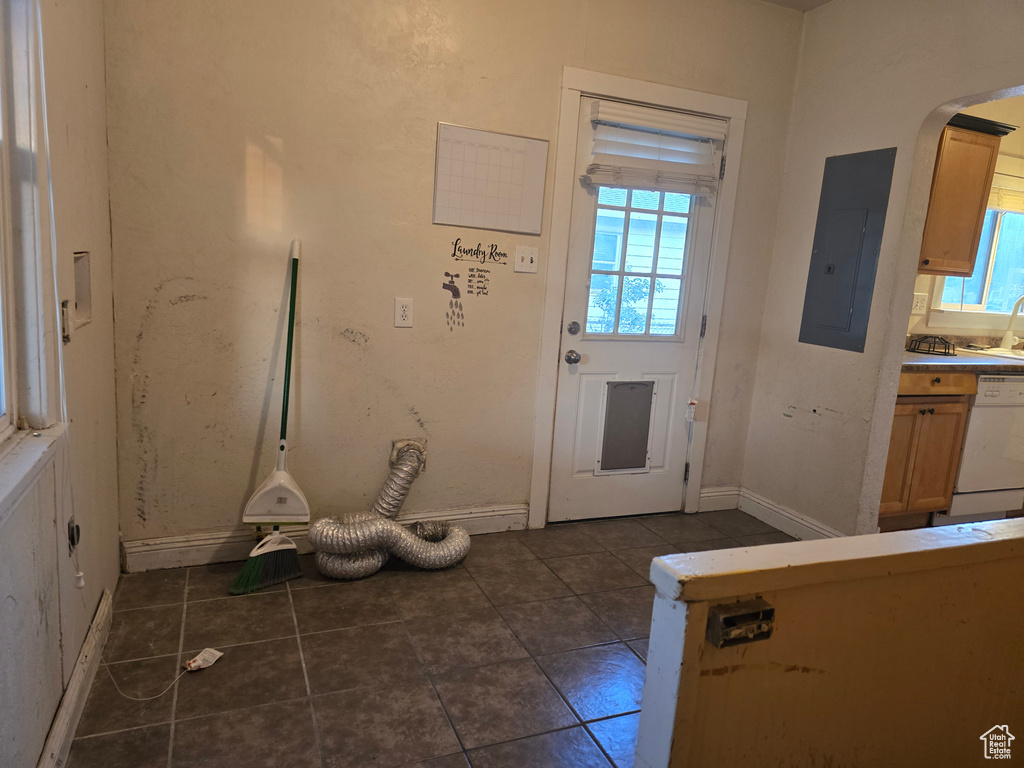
[940,209,1024,313]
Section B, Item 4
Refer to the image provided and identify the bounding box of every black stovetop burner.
[907,335,956,356]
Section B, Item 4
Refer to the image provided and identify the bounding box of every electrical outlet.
[911,292,928,315]
[515,246,539,274]
[395,298,413,327]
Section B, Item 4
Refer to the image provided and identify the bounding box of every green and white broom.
[230,239,309,594]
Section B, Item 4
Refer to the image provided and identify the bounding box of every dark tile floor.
[68,510,792,768]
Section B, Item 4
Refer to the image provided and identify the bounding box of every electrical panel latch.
[706,598,774,648]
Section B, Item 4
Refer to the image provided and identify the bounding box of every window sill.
[922,308,1015,335]
[0,424,66,531]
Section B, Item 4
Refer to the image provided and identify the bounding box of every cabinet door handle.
[928,408,935,414]
[920,409,927,415]
[922,259,930,266]
[932,377,942,384]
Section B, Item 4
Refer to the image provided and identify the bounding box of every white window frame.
[0,0,64,452]
[0,59,17,444]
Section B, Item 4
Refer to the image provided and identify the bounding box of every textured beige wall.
[743,0,1024,535]
[104,0,802,541]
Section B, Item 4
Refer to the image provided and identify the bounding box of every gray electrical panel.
[798,147,897,352]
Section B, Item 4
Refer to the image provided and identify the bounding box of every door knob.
[564,350,581,365]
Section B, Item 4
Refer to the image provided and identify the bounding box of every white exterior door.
[547,99,719,522]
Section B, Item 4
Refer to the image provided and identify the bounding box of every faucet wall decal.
[442,272,461,300]
[1000,293,1024,350]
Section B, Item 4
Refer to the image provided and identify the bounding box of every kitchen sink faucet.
[1000,292,1024,350]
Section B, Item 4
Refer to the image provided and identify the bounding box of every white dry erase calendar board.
[433,123,549,235]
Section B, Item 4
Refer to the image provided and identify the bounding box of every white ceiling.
[763,0,832,11]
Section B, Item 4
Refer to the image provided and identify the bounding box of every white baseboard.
[121,525,314,573]
[37,589,112,768]
[696,485,742,512]
[737,488,846,540]
[121,503,529,573]
[698,485,845,540]
[403,503,529,535]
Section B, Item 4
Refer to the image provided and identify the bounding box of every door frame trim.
[528,67,747,529]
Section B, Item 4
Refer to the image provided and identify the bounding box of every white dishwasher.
[946,374,1024,519]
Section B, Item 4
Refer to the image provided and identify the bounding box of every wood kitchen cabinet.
[918,125,1000,276]
[879,372,976,531]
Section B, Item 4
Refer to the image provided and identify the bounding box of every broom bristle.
[229,548,302,595]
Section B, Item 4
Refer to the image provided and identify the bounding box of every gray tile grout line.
[503,516,759,763]
[73,720,175,741]
[303,566,471,763]
[284,580,327,768]
[463,544,649,763]
[98,652,182,667]
[72,695,643,747]
[110,588,288,614]
[393,601,470,759]
[83,693,320,738]
[581,724,622,768]
[463,551,639,646]
[172,693,311,726]
[456,579,594,759]
[166,567,190,768]
[463,722,619,762]
[461,560,614,756]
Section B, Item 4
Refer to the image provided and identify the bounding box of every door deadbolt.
[566,321,581,335]
[564,349,581,365]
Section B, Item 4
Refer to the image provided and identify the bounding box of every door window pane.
[656,215,687,276]
[587,274,620,334]
[624,212,657,273]
[593,209,625,271]
[650,278,682,335]
[631,189,661,210]
[618,276,652,334]
[598,187,628,206]
[664,192,690,213]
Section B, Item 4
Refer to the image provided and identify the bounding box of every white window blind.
[989,172,1024,214]
[582,101,727,195]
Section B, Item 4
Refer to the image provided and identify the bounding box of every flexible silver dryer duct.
[309,443,471,579]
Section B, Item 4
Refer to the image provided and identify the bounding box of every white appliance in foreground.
[944,374,1024,521]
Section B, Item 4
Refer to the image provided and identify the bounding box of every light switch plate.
[515,246,539,273]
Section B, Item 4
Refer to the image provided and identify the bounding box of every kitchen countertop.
[902,349,1024,373]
